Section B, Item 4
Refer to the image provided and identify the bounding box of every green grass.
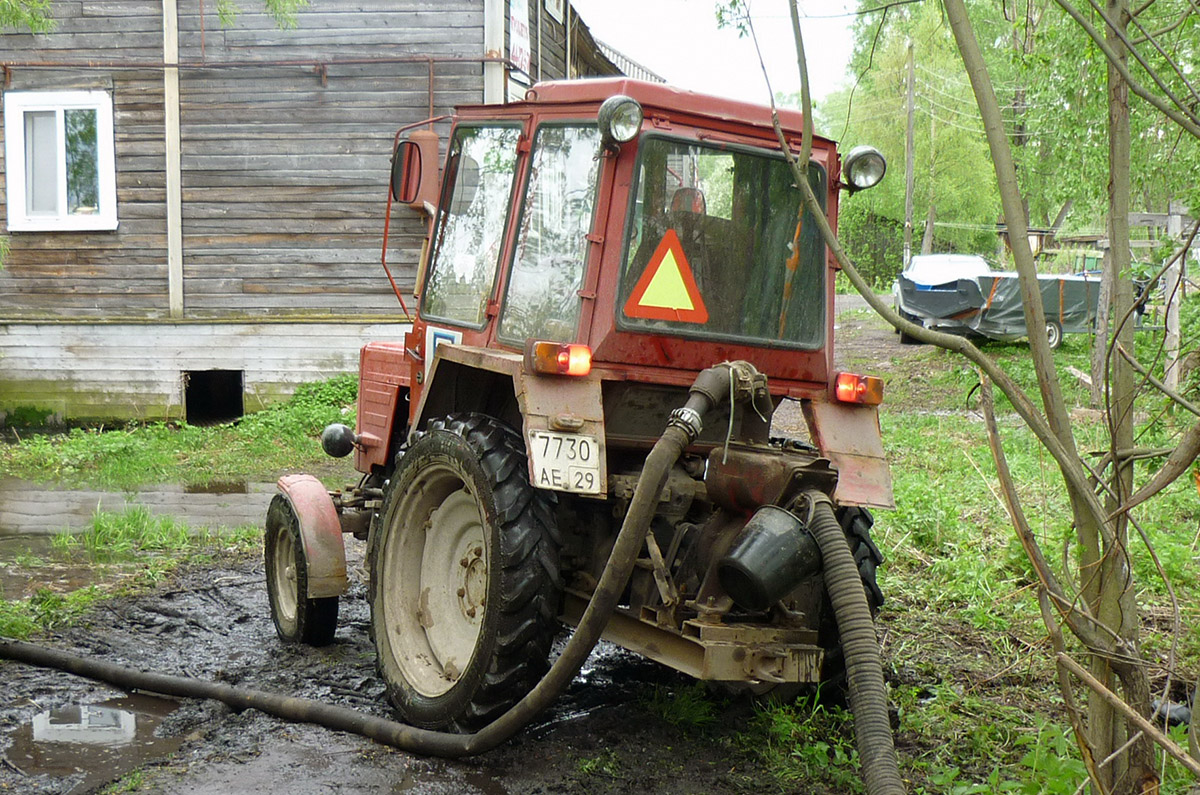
[0,507,261,640]
[577,749,621,777]
[0,374,357,489]
[0,586,108,639]
[642,683,720,729]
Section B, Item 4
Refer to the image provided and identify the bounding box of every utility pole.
[903,41,915,270]
[1164,201,1186,390]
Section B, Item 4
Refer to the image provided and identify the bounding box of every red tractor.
[264,78,894,766]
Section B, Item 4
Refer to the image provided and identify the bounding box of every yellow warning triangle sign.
[623,229,708,324]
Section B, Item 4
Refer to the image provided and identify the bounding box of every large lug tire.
[264,495,339,646]
[818,505,885,697]
[369,413,561,731]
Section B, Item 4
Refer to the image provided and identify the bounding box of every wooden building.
[0,0,627,424]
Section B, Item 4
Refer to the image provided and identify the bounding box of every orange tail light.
[834,372,884,405]
[526,341,592,377]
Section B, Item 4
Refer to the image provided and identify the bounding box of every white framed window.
[3,90,118,232]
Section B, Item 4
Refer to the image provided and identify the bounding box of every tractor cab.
[357,78,890,507]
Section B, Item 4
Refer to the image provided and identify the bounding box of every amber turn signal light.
[526,341,592,377]
[834,372,884,405]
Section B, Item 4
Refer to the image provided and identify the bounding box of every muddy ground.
[1,540,794,795]
[0,298,915,795]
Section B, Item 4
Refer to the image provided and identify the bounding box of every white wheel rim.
[421,489,487,684]
[271,521,300,627]
[381,464,489,698]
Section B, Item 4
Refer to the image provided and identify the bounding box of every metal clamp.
[668,406,703,440]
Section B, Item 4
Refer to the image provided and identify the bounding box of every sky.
[567,0,859,105]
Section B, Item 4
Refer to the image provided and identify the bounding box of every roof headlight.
[598,95,643,148]
[842,145,887,192]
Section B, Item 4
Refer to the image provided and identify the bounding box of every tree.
[814,1,1003,284]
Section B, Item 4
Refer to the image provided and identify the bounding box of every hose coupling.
[668,406,704,442]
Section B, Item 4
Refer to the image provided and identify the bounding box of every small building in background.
[0,0,642,425]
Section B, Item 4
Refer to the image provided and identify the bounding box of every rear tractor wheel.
[369,413,561,731]
[264,495,339,646]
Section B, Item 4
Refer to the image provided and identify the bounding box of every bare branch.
[1118,419,1200,514]
[786,1,812,168]
[1058,653,1200,777]
[1038,589,1110,794]
[1116,344,1200,418]
[1082,0,1200,124]
[1127,11,1200,107]
[1133,1,1200,43]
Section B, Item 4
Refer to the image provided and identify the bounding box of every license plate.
[529,431,601,494]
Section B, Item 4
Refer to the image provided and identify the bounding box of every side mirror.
[391,140,422,204]
[389,129,441,211]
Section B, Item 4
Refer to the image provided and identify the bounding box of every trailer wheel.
[369,413,560,731]
[264,495,339,646]
[818,505,885,700]
[898,311,923,345]
[1045,320,1063,350]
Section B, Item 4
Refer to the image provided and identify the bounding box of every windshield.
[619,136,827,348]
[499,124,602,343]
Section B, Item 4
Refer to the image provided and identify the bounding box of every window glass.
[499,125,601,343]
[65,108,100,215]
[620,137,827,349]
[422,125,522,327]
[24,111,57,215]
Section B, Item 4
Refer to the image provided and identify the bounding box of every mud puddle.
[0,538,777,795]
[0,478,278,599]
[5,694,182,794]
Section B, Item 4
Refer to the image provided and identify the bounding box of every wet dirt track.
[0,540,779,795]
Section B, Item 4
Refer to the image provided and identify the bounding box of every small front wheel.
[265,495,339,646]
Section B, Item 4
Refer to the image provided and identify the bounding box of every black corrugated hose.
[804,489,905,794]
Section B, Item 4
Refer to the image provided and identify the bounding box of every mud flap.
[802,401,894,510]
[275,474,348,599]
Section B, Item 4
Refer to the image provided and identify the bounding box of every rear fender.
[276,474,348,598]
[415,344,608,499]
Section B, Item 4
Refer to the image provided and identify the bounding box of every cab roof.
[465,77,832,146]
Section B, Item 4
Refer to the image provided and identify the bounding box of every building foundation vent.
[184,370,245,426]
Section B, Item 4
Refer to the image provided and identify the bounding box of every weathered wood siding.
[174,1,485,317]
[0,1,488,321]
[0,0,620,423]
[0,1,169,320]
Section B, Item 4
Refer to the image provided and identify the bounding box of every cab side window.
[422,125,522,327]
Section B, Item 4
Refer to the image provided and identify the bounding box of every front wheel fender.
[275,474,348,599]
